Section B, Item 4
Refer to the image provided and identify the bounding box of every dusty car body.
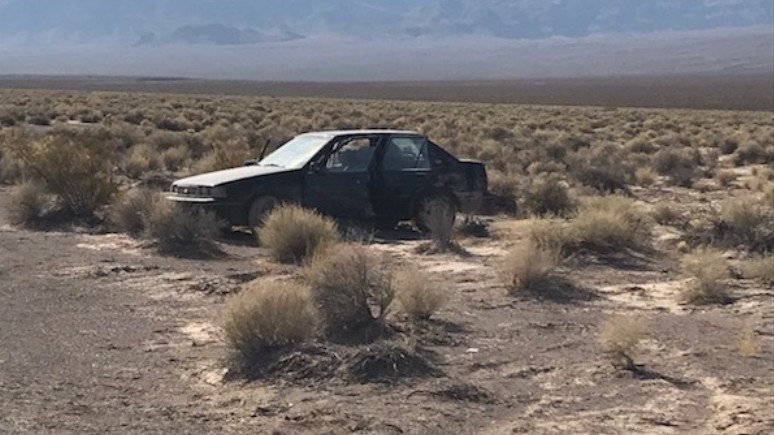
[168,130,487,230]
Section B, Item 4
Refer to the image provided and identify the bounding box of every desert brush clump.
[741,256,774,286]
[521,175,576,217]
[145,200,221,256]
[5,132,118,219]
[109,188,158,236]
[652,148,697,186]
[680,248,731,304]
[570,195,653,253]
[418,195,458,251]
[258,204,339,264]
[395,267,446,320]
[7,180,50,227]
[599,315,647,370]
[305,244,394,339]
[499,241,560,295]
[223,280,317,365]
[715,196,774,253]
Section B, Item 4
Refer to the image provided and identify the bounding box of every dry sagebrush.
[499,241,560,294]
[223,280,317,364]
[305,244,394,339]
[599,315,647,370]
[680,248,731,304]
[258,204,339,264]
[395,267,446,320]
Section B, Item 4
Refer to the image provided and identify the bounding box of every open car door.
[303,135,380,219]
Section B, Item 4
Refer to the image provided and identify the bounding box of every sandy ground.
[0,187,772,435]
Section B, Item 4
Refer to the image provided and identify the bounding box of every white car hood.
[173,165,293,187]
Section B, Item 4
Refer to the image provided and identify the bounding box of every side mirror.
[309,161,323,173]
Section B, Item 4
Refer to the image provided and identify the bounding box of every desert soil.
[0,187,772,435]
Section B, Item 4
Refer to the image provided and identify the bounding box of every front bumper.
[166,195,246,226]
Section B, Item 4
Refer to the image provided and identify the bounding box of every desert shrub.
[8,134,118,218]
[599,315,646,370]
[395,268,445,320]
[529,218,573,256]
[718,139,739,155]
[741,256,774,286]
[258,204,339,264]
[223,280,317,363]
[161,145,191,171]
[305,244,394,338]
[634,167,657,187]
[420,196,456,248]
[193,143,253,173]
[571,196,652,252]
[652,148,697,186]
[123,144,162,178]
[680,248,731,304]
[145,200,220,256]
[485,170,520,215]
[652,203,682,226]
[521,176,576,217]
[499,241,560,294]
[733,142,766,166]
[716,196,774,253]
[715,169,737,187]
[7,180,49,227]
[27,113,51,126]
[109,189,157,236]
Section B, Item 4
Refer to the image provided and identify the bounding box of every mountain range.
[0,1,771,81]
[0,0,772,45]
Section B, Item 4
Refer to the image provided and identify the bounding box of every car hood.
[173,165,295,187]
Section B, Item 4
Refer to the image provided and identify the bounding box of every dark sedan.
[168,130,487,230]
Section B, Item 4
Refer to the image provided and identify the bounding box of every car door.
[371,135,433,219]
[303,135,380,219]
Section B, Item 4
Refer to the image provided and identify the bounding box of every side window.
[324,137,377,173]
[382,137,430,171]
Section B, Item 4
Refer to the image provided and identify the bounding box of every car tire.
[414,194,456,233]
[247,196,278,233]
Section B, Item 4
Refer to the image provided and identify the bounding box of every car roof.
[300,129,422,138]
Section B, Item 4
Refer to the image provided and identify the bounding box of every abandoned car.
[168,130,487,230]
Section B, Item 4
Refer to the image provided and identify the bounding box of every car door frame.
[301,134,384,219]
[370,134,435,220]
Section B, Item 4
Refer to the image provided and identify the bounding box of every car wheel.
[248,196,278,232]
[414,194,456,233]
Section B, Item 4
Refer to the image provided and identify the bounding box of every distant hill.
[0,1,771,81]
[0,0,771,44]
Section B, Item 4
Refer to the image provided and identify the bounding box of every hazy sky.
[0,0,771,80]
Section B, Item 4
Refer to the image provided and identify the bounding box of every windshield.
[259,134,331,169]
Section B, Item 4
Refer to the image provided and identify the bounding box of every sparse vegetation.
[741,256,774,286]
[599,315,646,370]
[499,241,560,294]
[305,244,394,339]
[223,280,317,364]
[652,203,681,226]
[521,176,576,217]
[4,132,118,219]
[109,189,158,236]
[145,200,221,256]
[680,248,731,304]
[7,180,49,227]
[395,268,446,320]
[715,196,774,253]
[570,195,652,253]
[258,204,339,264]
